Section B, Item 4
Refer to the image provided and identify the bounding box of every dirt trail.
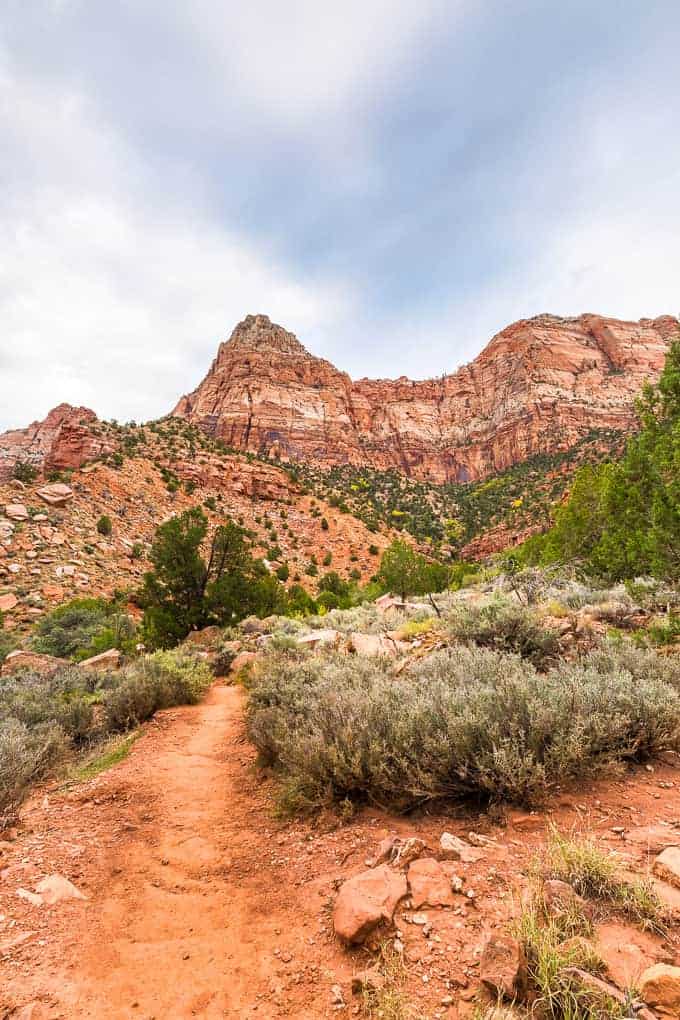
[4,685,680,1020]
[0,686,354,1019]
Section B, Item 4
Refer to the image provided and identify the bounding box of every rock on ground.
[639,964,680,1017]
[480,935,527,1000]
[333,865,407,945]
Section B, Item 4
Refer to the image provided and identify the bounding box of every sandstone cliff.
[173,312,678,482]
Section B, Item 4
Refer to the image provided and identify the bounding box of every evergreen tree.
[141,508,287,647]
[527,337,680,580]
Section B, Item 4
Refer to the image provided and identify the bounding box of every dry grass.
[359,942,414,1020]
[546,828,666,933]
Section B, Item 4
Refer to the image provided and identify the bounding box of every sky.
[1,1,679,430]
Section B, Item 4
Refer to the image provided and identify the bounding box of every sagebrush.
[246,641,680,814]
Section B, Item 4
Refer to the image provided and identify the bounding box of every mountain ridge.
[173,311,678,483]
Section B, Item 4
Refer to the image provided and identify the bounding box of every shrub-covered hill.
[289,428,627,554]
[0,418,401,639]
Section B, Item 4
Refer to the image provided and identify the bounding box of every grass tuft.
[515,897,625,1019]
[65,731,139,783]
[546,828,666,933]
[359,942,413,1020]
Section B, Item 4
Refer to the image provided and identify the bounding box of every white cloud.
[0,54,355,430]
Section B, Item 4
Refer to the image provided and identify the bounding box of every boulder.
[595,921,660,989]
[639,964,680,1017]
[36,483,73,507]
[1,650,69,677]
[347,632,404,657]
[439,832,484,863]
[78,648,122,672]
[542,879,591,918]
[653,846,680,889]
[296,629,341,650]
[4,504,29,521]
[230,651,257,675]
[408,858,455,909]
[480,935,527,999]
[0,592,18,613]
[333,865,407,945]
[184,626,222,649]
[624,824,680,854]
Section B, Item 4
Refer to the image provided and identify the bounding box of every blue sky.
[1,0,679,429]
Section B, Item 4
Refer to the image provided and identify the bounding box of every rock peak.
[225,314,308,356]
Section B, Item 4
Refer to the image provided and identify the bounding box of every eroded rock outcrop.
[173,312,678,482]
[0,404,112,481]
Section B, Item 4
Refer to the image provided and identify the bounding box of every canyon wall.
[173,312,678,482]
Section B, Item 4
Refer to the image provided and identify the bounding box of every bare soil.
[2,684,680,1019]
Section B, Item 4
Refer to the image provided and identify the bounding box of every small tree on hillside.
[377,540,448,602]
[141,508,287,648]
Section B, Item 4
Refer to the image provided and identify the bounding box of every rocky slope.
[0,419,394,635]
[174,312,678,483]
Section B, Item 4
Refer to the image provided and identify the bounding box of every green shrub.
[0,627,17,665]
[102,650,211,731]
[12,460,38,484]
[31,597,136,661]
[246,643,680,814]
[97,515,113,536]
[212,645,238,676]
[446,599,560,667]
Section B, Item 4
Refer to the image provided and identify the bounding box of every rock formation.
[173,312,678,482]
[0,404,113,481]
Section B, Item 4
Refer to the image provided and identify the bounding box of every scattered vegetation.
[0,649,212,827]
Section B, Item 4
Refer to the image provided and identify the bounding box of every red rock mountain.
[173,312,678,482]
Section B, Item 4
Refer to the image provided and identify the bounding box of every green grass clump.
[515,899,625,1019]
[67,731,139,782]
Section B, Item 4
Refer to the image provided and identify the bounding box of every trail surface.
[1,686,352,1019]
[4,685,680,1020]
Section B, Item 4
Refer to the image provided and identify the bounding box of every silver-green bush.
[445,599,561,666]
[0,719,67,825]
[246,642,680,814]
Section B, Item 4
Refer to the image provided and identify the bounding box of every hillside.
[173,312,677,483]
[0,417,394,637]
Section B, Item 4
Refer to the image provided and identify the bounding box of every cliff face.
[0,404,113,482]
[173,312,678,482]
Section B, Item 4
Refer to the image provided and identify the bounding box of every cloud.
[1,0,679,428]
[0,42,355,429]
